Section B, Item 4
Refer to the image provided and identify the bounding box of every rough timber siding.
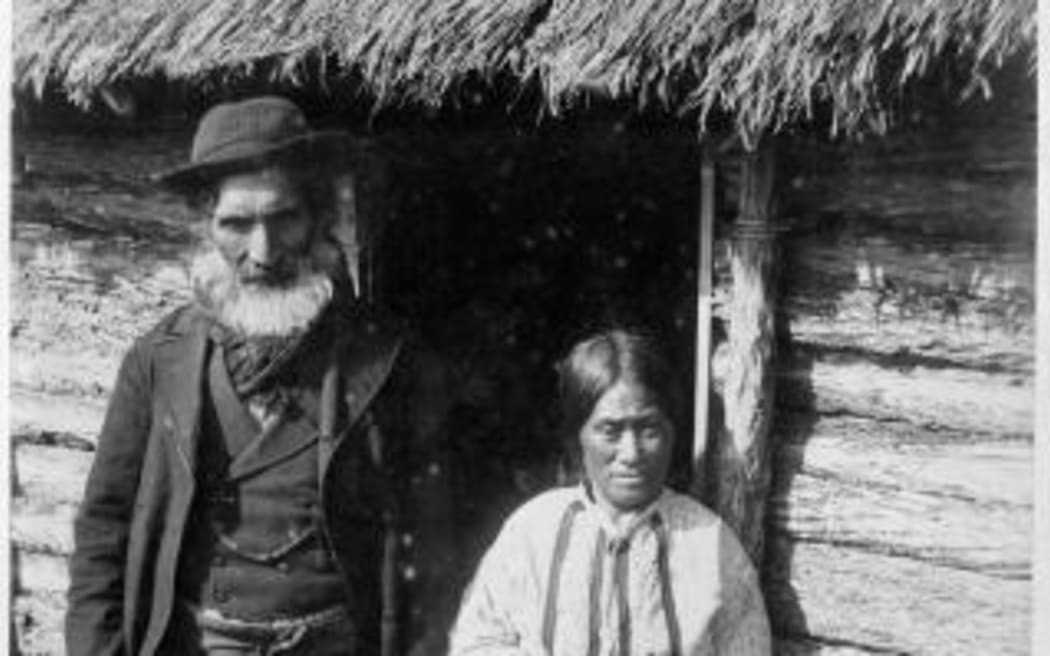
[756,69,1035,654]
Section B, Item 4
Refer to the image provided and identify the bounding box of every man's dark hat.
[154,96,352,193]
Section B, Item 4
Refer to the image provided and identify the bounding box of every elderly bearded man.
[65,97,457,656]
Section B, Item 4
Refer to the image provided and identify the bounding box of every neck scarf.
[210,279,357,414]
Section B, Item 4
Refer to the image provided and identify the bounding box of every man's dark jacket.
[65,304,457,656]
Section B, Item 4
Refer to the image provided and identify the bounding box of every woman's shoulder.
[658,490,756,568]
[658,489,723,529]
[488,487,591,547]
[504,487,581,529]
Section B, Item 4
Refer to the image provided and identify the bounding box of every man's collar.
[148,304,212,344]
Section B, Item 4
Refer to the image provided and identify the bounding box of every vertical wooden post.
[333,164,382,305]
[332,173,362,299]
[691,150,716,496]
[715,144,778,565]
[352,144,389,305]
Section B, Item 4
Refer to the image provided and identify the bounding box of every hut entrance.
[365,119,711,553]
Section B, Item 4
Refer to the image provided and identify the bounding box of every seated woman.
[449,329,771,655]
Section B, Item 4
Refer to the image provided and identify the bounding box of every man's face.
[193,166,342,337]
[210,168,315,288]
[580,379,674,514]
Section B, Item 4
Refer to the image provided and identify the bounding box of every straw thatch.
[15,0,1036,140]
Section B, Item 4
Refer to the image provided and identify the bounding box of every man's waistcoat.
[177,344,346,620]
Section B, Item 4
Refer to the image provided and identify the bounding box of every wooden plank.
[691,149,715,483]
[14,445,93,505]
[775,356,1034,436]
[779,239,1035,371]
[787,315,1033,375]
[765,540,1031,656]
[12,507,77,558]
[14,551,69,595]
[706,146,779,564]
[10,391,105,444]
[11,445,91,559]
[13,591,67,656]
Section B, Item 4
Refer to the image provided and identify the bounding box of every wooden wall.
[753,66,1035,655]
[10,66,1035,655]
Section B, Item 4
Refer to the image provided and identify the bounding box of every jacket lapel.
[227,414,318,481]
[318,324,403,475]
[207,346,262,458]
[151,308,211,475]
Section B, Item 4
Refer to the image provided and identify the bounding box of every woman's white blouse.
[450,487,772,656]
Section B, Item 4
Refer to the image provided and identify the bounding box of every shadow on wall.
[764,301,818,654]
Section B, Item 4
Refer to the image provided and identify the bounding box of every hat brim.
[153,130,354,195]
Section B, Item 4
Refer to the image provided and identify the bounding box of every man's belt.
[194,603,351,642]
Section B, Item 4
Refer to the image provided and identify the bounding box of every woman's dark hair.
[556,329,682,446]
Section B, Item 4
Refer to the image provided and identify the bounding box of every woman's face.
[579,379,674,514]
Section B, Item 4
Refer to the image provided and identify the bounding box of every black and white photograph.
[6,1,1044,654]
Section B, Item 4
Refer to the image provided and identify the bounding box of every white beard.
[190,247,338,337]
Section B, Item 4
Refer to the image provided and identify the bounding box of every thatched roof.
[15,0,1036,141]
